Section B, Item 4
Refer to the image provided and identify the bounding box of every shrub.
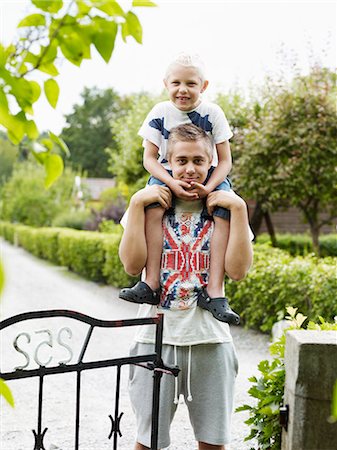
[0,221,16,244]
[226,244,337,332]
[0,162,76,226]
[52,209,92,230]
[237,308,337,450]
[57,230,109,282]
[103,234,137,287]
[256,233,337,257]
[34,228,63,264]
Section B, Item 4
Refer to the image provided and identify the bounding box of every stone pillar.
[282,330,337,450]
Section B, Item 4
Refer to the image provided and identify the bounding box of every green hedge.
[226,244,337,332]
[1,222,335,331]
[256,233,337,257]
[0,221,136,287]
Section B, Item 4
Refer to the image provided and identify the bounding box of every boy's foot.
[119,281,160,305]
[197,287,240,325]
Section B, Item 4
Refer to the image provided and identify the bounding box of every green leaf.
[40,138,54,152]
[93,20,117,63]
[95,1,125,16]
[122,11,142,44]
[77,1,91,15]
[44,153,64,188]
[29,81,41,103]
[44,78,59,108]
[49,132,70,156]
[0,378,14,408]
[38,62,59,76]
[25,120,39,140]
[132,0,157,6]
[59,33,87,66]
[18,13,46,27]
[32,0,63,13]
[6,112,26,144]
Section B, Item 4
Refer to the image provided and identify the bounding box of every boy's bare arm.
[119,186,171,276]
[143,140,199,200]
[207,191,253,280]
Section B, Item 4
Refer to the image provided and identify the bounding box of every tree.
[233,66,337,254]
[61,87,124,177]
[0,132,19,186]
[0,0,156,186]
[1,161,77,226]
[107,91,161,191]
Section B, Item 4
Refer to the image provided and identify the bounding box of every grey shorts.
[128,341,238,448]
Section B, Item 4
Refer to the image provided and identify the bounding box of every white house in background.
[81,178,116,201]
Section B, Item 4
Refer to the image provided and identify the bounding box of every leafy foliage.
[0,161,76,226]
[0,0,155,183]
[107,91,162,191]
[256,233,337,257]
[52,209,92,229]
[61,87,128,177]
[237,307,337,449]
[226,244,337,332]
[232,66,337,253]
[0,132,19,186]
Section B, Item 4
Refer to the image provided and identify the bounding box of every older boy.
[119,124,253,450]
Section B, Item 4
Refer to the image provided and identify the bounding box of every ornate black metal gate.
[0,310,179,450]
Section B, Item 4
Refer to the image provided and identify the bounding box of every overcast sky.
[1,0,336,133]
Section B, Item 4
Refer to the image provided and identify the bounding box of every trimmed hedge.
[0,221,136,287]
[226,244,337,332]
[1,222,336,332]
[256,233,337,257]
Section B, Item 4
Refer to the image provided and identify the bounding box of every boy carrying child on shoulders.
[119,124,253,450]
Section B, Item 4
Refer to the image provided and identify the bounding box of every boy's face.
[169,140,212,186]
[164,64,208,111]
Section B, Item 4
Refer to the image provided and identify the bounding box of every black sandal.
[119,281,161,305]
[197,287,240,325]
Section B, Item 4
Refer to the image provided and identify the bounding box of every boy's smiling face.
[169,140,212,186]
[164,64,208,111]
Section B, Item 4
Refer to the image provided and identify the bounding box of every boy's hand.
[188,182,210,199]
[132,185,172,210]
[168,179,199,200]
[206,191,246,215]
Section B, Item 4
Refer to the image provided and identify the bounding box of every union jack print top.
[134,200,232,346]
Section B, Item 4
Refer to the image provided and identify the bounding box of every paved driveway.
[0,239,269,449]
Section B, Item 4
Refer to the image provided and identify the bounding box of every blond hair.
[165,52,207,82]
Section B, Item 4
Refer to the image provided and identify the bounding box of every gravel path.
[0,239,269,449]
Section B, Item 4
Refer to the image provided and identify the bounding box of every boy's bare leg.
[198,443,225,450]
[207,217,230,298]
[134,443,151,450]
[144,206,165,290]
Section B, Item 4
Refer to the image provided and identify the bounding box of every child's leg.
[207,216,229,298]
[144,206,165,290]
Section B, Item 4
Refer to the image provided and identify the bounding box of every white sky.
[0,0,336,133]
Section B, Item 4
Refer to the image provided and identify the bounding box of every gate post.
[281,330,337,450]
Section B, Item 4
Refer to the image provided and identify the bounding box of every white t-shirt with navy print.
[138,100,233,169]
[133,199,232,346]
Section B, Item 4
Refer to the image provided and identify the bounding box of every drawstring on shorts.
[173,345,193,404]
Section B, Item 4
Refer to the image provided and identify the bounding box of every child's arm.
[207,191,253,280]
[119,185,172,276]
[190,141,232,198]
[143,140,199,200]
